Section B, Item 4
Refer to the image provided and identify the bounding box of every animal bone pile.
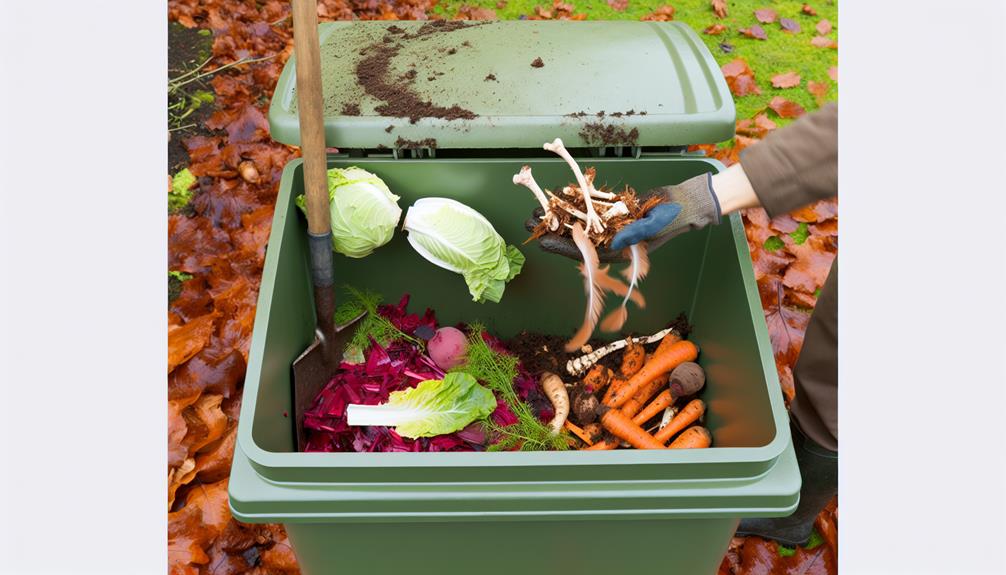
[512,138,666,351]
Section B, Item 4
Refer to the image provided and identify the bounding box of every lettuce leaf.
[345,372,497,438]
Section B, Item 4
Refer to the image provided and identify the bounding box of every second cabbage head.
[403,198,524,304]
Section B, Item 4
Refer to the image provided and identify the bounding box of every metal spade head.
[292,308,365,452]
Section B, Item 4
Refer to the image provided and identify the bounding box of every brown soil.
[341,103,361,116]
[384,125,394,133]
[394,136,437,149]
[579,123,640,146]
[531,57,545,68]
[353,22,482,124]
[484,73,497,82]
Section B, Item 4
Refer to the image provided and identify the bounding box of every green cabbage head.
[296,167,401,258]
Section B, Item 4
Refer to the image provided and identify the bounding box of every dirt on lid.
[341,103,361,116]
[484,73,497,82]
[531,57,545,68]
[579,123,640,146]
[353,22,485,124]
[395,136,438,149]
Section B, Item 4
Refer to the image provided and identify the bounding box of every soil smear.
[531,57,545,68]
[579,123,640,146]
[484,73,497,82]
[504,314,691,379]
[354,21,483,123]
[341,102,361,116]
[395,136,438,149]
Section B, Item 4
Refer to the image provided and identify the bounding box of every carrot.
[654,398,705,444]
[564,421,594,446]
[583,422,603,442]
[632,389,674,426]
[620,342,646,377]
[653,331,683,357]
[667,426,712,449]
[608,340,698,408]
[585,436,618,450]
[582,364,611,394]
[601,374,627,405]
[599,407,665,449]
[620,372,669,417]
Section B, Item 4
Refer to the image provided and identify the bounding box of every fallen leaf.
[180,393,229,457]
[771,71,801,88]
[719,42,734,53]
[712,0,728,18]
[768,96,806,118]
[606,0,628,11]
[810,219,839,236]
[763,282,811,376]
[779,17,801,33]
[195,425,238,483]
[704,23,728,35]
[828,66,838,82]
[816,19,832,34]
[770,213,800,234]
[739,24,768,40]
[722,59,763,97]
[497,0,508,7]
[812,35,838,49]
[168,458,196,510]
[168,480,231,572]
[736,113,777,138]
[754,8,777,23]
[641,5,675,20]
[455,4,498,19]
[802,3,818,16]
[808,80,829,105]
[783,235,836,294]
[791,198,838,222]
[168,312,219,374]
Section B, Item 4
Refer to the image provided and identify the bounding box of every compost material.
[354,22,484,123]
[579,123,641,146]
[531,57,545,68]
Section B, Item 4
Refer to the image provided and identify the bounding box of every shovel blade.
[292,312,365,451]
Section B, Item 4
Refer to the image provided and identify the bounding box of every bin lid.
[268,20,735,151]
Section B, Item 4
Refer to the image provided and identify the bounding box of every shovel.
[290,0,363,451]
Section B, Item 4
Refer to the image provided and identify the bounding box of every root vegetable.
[633,389,675,425]
[565,327,675,376]
[668,426,712,449]
[601,374,628,405]
[668,361,706,398]
[564,420,594,446]
[654,398,706,444]
[598,407,666,449]
[619,372,669,418]
[572,387,599,425]
[540,371,569,435]
[582,364,611,394]
[607,340,699,408]
[585,435,618,450]
[620,342,646,377]
[583,422,603,442]
[653,330,684,356]
[428,326,468,370]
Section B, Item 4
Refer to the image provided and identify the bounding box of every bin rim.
[236,157,793,484]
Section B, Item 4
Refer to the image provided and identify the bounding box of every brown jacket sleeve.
[739,103,837,218]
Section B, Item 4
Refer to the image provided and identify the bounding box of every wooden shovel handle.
[291,0,330,236]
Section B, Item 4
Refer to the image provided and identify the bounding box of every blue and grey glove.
[525,173,721,262]
[610,173,722,251]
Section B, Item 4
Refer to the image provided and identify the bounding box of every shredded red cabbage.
[303,294,548,453]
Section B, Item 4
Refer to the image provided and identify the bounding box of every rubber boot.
[735,418,837,546]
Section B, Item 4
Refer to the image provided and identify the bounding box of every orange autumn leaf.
[739,24,768,40]
[168,312,218,374]
[816,19,832,35]
[454,4,498,18]
[783,235,836,294]
[641,5,675,21]
[736,113,777,139]
[180,393,228,456]
[808,80,829,105]
[829,66,838,82]
[791,198,838,222]
[606,0,628,11]
[771,71,801,89]
[722,58,762,97]
[168,479,232,573]
[712,0,728,18]
[802,3,818,16]
[768,96,806,118]
[704,23,728,35]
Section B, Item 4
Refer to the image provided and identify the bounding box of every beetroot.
[428,326,467,370]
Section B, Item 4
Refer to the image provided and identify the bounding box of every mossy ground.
[433,0,838,128]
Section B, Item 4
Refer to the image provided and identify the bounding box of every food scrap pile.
[515,138,665,349]
[550,325,713,450]
[304,288,711,453]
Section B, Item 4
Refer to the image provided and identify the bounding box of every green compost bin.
[230,20,800,575]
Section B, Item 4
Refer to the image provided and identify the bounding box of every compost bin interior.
[245,155,782,464]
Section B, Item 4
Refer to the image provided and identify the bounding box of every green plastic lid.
[268,20,735,151]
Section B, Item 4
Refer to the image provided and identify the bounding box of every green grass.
[433,0,838,124]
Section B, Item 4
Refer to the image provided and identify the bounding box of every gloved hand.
[524,173,722,262]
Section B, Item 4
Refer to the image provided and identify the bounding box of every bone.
[513,165,550,212]
[602,201,629,221]
[546,190,595,225]
[584,169,618,200]
[544,138,604,236]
